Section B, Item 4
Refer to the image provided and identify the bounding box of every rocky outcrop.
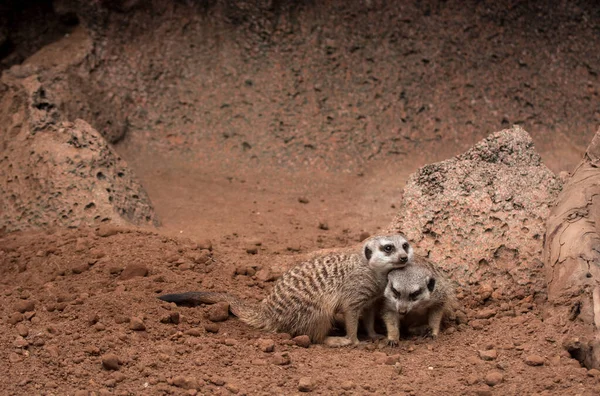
[0,64,158,232]
[387,126,562,303]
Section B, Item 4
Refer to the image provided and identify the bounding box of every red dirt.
[2,0,600,395]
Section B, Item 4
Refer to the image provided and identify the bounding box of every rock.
[476,308,497,319]
[525,354,545,366]
[318,222,329,230]
[197,239,213,251]
[185,328,203,337]
[101,354,121,370]
[257,338,275,352]
[386,127,561,299]
[97,224,122,238]
[479,350,498,361]
[171,376,200,390]
[87,313,100,325]
[204,323,219,333]
[270,352,291,366]
[298,377,316,392]
[224,338,237,346]
[8,312,24,325]
[129,317,146,331]
[14,300,35,313]
[484,371,503,386]
[16,323,29,337]
[385,354,401,365]
[298,197,309,204]
[119,264,149,280]
[245,247,258,255]
[466,374,479,385]
[14,336,29,348]
[225,383,240,394]
[340,381,355,390]
[256,268,275,282]
[588,368,600,377]
[207,302,230,322]
[292,335,311,348]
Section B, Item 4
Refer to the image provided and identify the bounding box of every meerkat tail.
[158,292,265,328]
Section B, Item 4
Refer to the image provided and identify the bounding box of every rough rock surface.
[0,66,158,232]
[387,126,562,301]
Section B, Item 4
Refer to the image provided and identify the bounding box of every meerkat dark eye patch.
[402,242,409,251]
[390,285,402,299]
[409,288,422,300]
[364,246,372,260]
[427,277,436,292]
[381,244,395,254]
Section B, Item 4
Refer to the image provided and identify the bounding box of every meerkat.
[381,255,457,346]
[158,234,414,347]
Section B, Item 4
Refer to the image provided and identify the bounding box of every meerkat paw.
[386,338,399,347]
[324,336,356,348]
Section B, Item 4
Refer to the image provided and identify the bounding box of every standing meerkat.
[381,255,457,346]
[159,234,414,347]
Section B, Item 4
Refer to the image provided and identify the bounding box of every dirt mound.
[2,227,599,395]
[0,65,158,232]
[387,127,562,305]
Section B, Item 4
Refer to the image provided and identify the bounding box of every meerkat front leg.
[363,306,385,341]
[428,306,444,338]
[324,308,361,347]
[382,309,400,346]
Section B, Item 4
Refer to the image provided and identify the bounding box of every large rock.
[0,65,158,231]
[387,126,562,301]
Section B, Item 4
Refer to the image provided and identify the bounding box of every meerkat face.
[363,234,413,272]
[384,266,436,316]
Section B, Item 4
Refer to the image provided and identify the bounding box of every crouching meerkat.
[159,234,414,347]
[382,255,457,346]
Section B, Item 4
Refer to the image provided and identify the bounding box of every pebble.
[466,374,479,385]
[101,354,121,370]
[257,338,275,352]
[318,222,329,230]
[87,313,100,325]
[119,264,149,280]
[340,380,355,390]
[385,354,401,365]
[196,239,213,251]
[8,312,24,325]
[476,308,497,319]
[298,197,310,204]
[469,319,488,330]
[97,224,121,237]
[484,371,504,386]
[479,349,498,361]
[256,268,275,282]
[185,328,203,337]
[72,263,90,274]
[292,335,311,348]
[207,302,230,322]
[525,354,545,366]
[14,336,28,348]
[16,323,29,337]
[225,383,240,394]
[204,323,219,333]
[478,284,494,300]
[129,317,146,331]
[271,352,291,366]
[588,368,600,377]
[224,338,237,346]
[172,376,200,390]
[14,300,35,313]
[298,377,316,392]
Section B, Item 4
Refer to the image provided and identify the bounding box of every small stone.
[225,383,240,394]
[525,354,545,366]
[209,377,225,386]
[114,315,130,324]
[94,322,106,332]
[478,284,494,300]
[87,313,100,325]
[466,374,479,385]
[245,247,258,255]
[469,319,488,330]
[298,377,316,392]
[119,264,149,280]
[588,368,600,377]
[97,224,121,237]
[207,302,230,322]
[204,323,219,333]
[479,349,498,361]
[385,354,401,365]
[298,197,310,204]
[72,263,90,274]
[197,239,213,251]
[257,338,275,352]
[129,317,146,331]
[14,300,35,313]
[185,328,203,337]
[484,371,503,386]
[172,376,199,390]
[14,336,29,348]
[45,345,60,358]
[224,338,237,346]
[15,323,29,337]
[102,354,121,370]
[476,308,497,319]
[8,352,22,363]
[256,268,274,282]
[318,222,329,230]
[474,388,493,396]
[271,352,291,365]
[340,381,355,390]
[8,312,24,325]
[292,335,311,348]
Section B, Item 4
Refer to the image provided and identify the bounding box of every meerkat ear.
[364,246,372,260]
[427,277,436,292]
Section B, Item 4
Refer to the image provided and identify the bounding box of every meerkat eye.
[382,244,395,253]
[402,242,410,251]
[409,289,422,301]
[390,285,402,299]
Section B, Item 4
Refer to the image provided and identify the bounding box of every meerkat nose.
[397,308,408,315]
[399,256,408,264]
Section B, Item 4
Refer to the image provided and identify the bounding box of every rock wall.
[0,63,158,232]
[387,126,562,303]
